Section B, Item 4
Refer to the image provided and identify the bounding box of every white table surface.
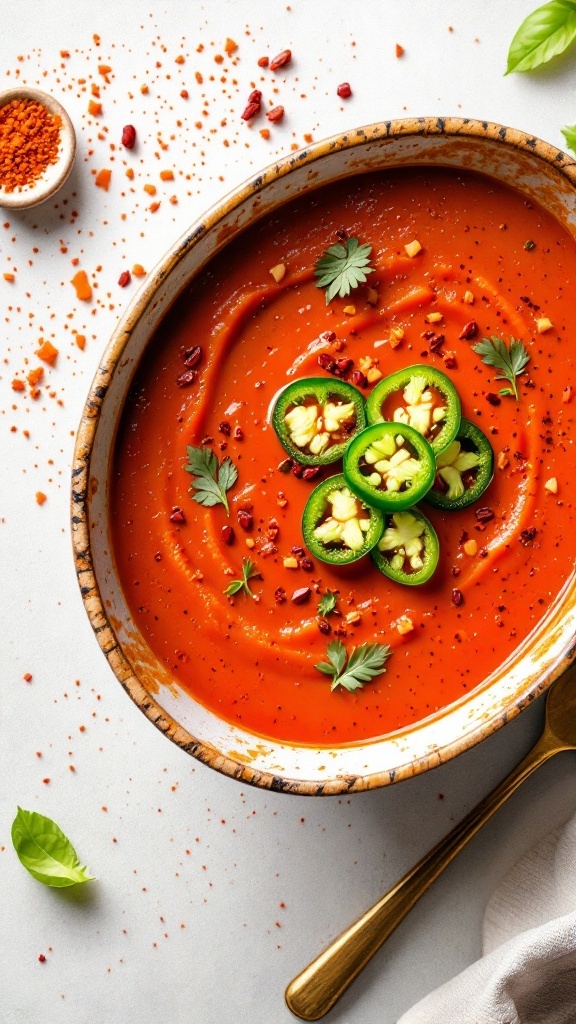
[2,2,576,1021]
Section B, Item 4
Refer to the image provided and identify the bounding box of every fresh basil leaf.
[11,807,95,888]
[506,0,576,74]
[562,124,576,153]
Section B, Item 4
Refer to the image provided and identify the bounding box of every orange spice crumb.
[35,340,58,365]
[91,83,100,98]
[60,50,70,58]
[23,672,32,682]
[11,378,25,391]
[144,183,157,195]
[195,71,203,84]
[36,492,47,505]
[260,128,270,140]
[395,43,405,57]
[125,167,135,180]
[132,264,146,276]
[75,334,86,350]
[88,100,102,117]
[98,64,112,77]
[71,270,92,301]
[95,168,111,191]
[0,98,62,191]
[180,89,189,99]
[160,170,174,181]
[225,38,238,55]
[27,367,44,386]
[214,54,224,65]
[169,195,178,205]
[140,84,149,94]
[3,272,14,282]
[150,201,161,213]
[175,55,185,65]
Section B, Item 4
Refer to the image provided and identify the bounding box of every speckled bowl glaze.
[72,117,576,796]
[0,88,76,209]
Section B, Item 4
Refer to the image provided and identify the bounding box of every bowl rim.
[71,115,576,796]
[0,87,76,209]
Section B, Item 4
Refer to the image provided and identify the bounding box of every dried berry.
[237,509,253,531]
[475,507,495,524]
[318,352,336,373]
[452,588,464,606]
[274,587,286,604]
[337,82,352,98]
[266,105,285,123]
[169,507,186,524]
[333,357,353,377]
[234,426,244,441]
[300,557,314,572]
[219,421,231,437]
[350,369,367,388]
[270,49,292,71]
[221,525,235,545]
[291,586,311,605]
[291,461,304,478]
[520,527,537,546]
[248,89,262,105]
[118,270,131,287]
[121,124,136,149]
[302,466,321,482]
[241,102,260,121]
[486,392,501,406]
[317,618,331,635]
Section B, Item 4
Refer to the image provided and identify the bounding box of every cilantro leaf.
[11,807,95,888]
[224,557,261,598]
[317,590,338,617]
[185,445,238,514]
[505,0,576,75]
[314,236,374,305]
[472,335,530,402]
[314,639,391,693]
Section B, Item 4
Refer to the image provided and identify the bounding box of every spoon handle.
[285,734,556,1021]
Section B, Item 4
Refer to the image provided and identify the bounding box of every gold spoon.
[285,662,576,1020]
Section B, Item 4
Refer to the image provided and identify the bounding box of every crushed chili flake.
[132,264,146,277]
[0,98,62,191]
[36,492,47,505]
[395,43,405,57]
[87,100,102,117]
[75,334,86,350]
[225,38,238,55]
[3,272,14,282]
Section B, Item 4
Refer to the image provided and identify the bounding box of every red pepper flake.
[242,101,260,121]
[302,466,321,481]
[337,82,352,99]
[180,89,189,99]
[94,169,111,192]
[274,587,286,604]
[183,345,202,369]
[219,420,231,436]
[395,43,405,58]
[176,369,197,387]
[132,264,146,277]
[459,320,479,340]
[350,369,367,388]
[520,527,537,545]
[169,507,186,524]
[42,778,50,784]
[317,618,331,635]
[38,954,46,963]
[266,105,285,123]
[121,124,136,150]
[486,392,501,406]
[270,49,292,71]
[451,588,464,606]
[118,270,131,287]
[234,426,244,441]
[475,507,494,523]
[259,128,270,140]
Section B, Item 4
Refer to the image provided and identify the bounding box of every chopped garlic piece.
[393,374,438,437]
[284,399,355,453]
[343,305,356,315]
[396,615,414,635]
[463,539,478,556]
[537,317,553,334]
[404,239,422,258]
[425,311,443,323]
[309,431,330,455]
[284,404,318,447]
[463,290,475,304]
[379,511,425,565]
[283,556,299,569]
[367,366,382,383]
[323,401,355,433]
[269,262,286,283]
[545,477,558,494]
[366,287,378,306]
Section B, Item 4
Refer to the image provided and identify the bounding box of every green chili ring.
[425,418,494,511]
[302,474,384,565]
[271,377,366,466]
[372,507,439,586]
[343,422,436,513]
[366,363,461,455]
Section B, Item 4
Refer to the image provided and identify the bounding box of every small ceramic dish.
[0,87,76,209]
[72,117,576,796]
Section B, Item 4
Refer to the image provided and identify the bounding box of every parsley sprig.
[317,590,338,617]
[314,639,391,693]
[185,446,238,514]
[314,236,374,305]
[224,557,261,599]
[473,335,530,402]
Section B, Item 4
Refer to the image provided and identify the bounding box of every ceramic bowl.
[0,87,76,209]
[72,117,576,796]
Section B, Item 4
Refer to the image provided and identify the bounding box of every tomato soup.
[110,167,576,746]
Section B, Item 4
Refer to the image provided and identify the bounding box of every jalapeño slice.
[302,474,384,565]
[372,508,439,586]
[425,418,494,511]
[343,422,435,513]
[272,377,366,466]
[366,364,461,455]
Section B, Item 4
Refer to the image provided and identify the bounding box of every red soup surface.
[110,167,576,746]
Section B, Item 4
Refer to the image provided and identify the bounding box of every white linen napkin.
[397,816,576,1024]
